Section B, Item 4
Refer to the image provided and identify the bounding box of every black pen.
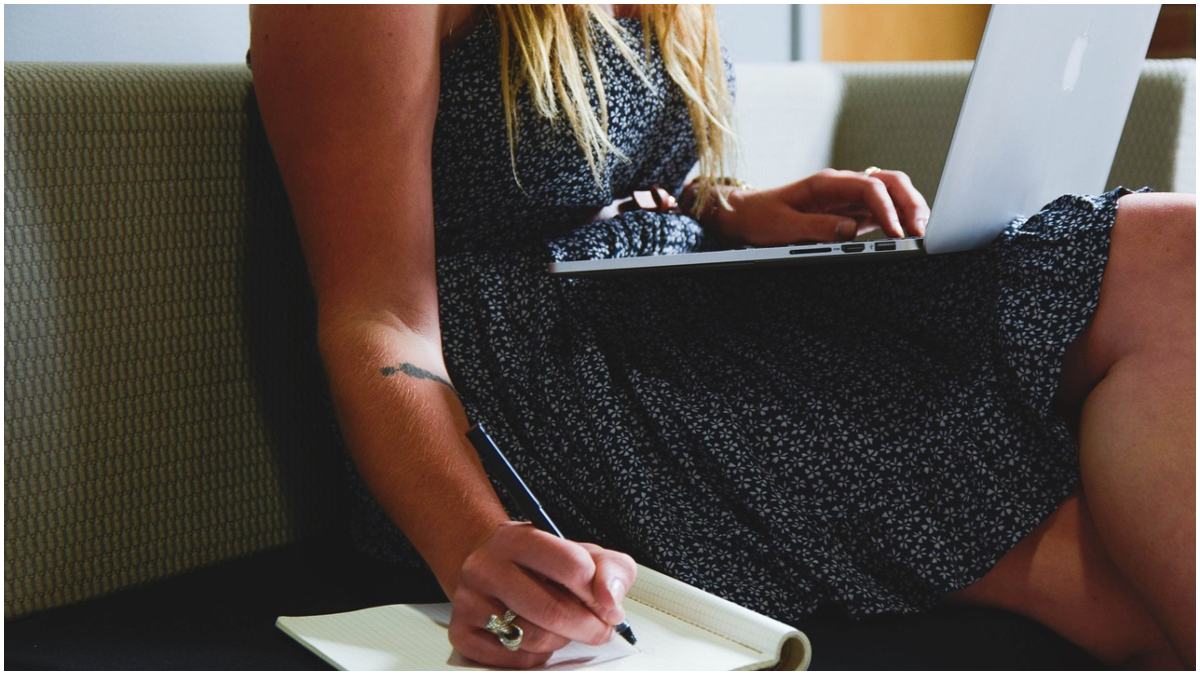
[466,423,637,646]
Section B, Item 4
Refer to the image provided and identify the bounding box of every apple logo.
[1062,33,1088,92]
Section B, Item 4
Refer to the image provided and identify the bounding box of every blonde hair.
[493,4,736,212]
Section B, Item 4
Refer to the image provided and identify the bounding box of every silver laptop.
[549,4,1160,277]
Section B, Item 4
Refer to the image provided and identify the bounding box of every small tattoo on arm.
[380,362,457,392]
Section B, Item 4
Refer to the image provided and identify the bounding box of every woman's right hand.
[696,168,930,246]
[448,521,638,668]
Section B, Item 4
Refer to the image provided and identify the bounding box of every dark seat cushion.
[5,533,1100,670]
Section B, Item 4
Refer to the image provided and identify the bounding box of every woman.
[247,5,1195,668]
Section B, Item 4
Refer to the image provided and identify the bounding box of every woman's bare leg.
[1064,191,1196,664]
[947,192,1196,668]
[947,488,1180,666]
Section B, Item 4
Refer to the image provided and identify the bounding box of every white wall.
[716,5,795,63]
[4,4,250,64]
[4,4,806,65]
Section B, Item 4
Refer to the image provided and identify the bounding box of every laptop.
[548,4,1161,278]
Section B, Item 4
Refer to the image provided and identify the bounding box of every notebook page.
[605,597,778,670]
[276,604,637,671]
[627,564,811,670]
[277,600,788,670]
[276,565,810,670]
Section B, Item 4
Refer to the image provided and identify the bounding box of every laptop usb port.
[841,243,865,253]
[874,241,897,251]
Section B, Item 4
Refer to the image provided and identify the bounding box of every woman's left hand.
[708,168,931,246]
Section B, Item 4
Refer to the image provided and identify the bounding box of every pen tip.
[616,622,637,645]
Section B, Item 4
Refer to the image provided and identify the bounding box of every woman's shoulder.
[246,5,469,70]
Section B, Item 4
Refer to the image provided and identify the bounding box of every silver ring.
[863,166,883,177]
[498,622,524,651]
[484,610,523,651]
[484,610,516,634]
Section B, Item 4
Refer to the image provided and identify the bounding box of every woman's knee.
[1112,192,1195,269]
[1078,192,1195,370]
[1110,192,1195,285]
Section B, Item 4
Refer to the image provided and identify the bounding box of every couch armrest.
[827,59,1195,200]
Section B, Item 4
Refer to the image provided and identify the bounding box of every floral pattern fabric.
[345,10,1148,624]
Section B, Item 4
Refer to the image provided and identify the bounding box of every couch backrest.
[4,63,345,618]
[735,59,1196,199]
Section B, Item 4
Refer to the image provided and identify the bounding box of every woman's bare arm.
[248,4,506,593]
[249,7,634,666]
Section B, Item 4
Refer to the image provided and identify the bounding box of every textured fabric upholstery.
[1111,59,1196,194]
[827,59,1196,200]
[4,63,345,618]
[4,58,1194,619]
[731,60,1195,199]
[830,62,975,201]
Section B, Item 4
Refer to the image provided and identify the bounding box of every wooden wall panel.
[822,4,991,62]
[1148,4,1196,59]
[821,4,1195,62]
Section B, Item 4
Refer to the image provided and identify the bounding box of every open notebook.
[277,564,811,670]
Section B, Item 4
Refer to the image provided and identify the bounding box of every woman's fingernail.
[836,220,856,240]
[607,579,627,624]
[916,217,928,235]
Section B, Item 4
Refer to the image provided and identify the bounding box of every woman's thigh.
[1055,191,1196,413]
[944,488,1176,665]
[948,193,1195,665]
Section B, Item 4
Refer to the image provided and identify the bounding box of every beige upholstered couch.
[4,58,1194,668]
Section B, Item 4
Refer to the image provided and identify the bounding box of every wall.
[4,4,251,63]
[715,5,795,63]
[822,4,990,61]
[4,4,804,65]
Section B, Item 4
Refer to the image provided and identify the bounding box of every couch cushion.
[4,533,1099,670]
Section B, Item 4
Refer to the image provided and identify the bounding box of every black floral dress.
[347,11,1148,624]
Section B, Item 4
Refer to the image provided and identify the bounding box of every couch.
[5,57,1194,669]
